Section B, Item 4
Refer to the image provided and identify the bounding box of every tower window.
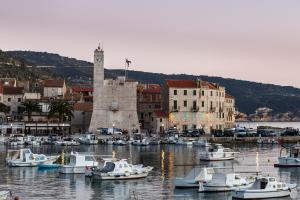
[174,90,177,95]
[184,90,187,95]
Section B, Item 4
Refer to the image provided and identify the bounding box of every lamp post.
[112,123,115,135]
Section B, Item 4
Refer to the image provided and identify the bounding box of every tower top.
[95,43,103,52]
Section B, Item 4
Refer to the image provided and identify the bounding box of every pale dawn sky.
[1,0,300,87]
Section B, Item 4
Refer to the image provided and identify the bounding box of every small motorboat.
[193,139,211,147]
[132,138,150,146]
[257,138,278,145]
[275,144,300,167]
[114,139,127,146]
[199,173,253,192]
[55,137,79,146]
[232,176,297,199]
[175,139,193,146]
[0,190,11,200]
[24,136,41,146]
[88,158,153,180]
[78,134,98,145]
[6,149,58,167]
[174,167,214,188]
[199,144,239,161]
[59,152,98,174]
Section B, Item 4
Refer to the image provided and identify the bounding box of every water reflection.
[0,144,299,199]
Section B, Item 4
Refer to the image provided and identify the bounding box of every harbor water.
[0,143,299,199]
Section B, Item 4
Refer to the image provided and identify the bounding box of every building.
[225,94,236,128]
[89,46,139,133]
[0,85,24,120]
[163,79,235,133]
[137,84,162,133]
[71,86,93,102]
[71,102,93,133]
[43,79,67,98]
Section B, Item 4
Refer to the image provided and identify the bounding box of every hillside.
[5,50,300,118]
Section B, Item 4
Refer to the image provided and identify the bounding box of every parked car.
[224,128,235,137]
[281,127,299,136]
[211,129,224,137]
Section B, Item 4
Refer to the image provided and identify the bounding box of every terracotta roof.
[72,86,93,93]
[166,80,197,88]
[44,80,65,88]
[3,86,24,95]
[225,93,235,99]
[199,81,218,89]
[73,102,93,111]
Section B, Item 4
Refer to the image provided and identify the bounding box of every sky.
[1,0,300,87]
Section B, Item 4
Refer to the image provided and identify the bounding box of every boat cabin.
[6,149,45,162]
[68,152,98,167]
[251,177,285,190]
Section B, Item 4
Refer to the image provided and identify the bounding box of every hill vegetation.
[5,50,300,118]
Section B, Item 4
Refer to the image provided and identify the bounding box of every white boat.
[106,140,114,145]
[199,173,253,192]
[275,144,300,167]
[199,144,239,161]
[257,138,278,144]
[132,138,150,146]
[114,139,127,146]
[59,152,98,174]
[176,139,193,146]
[6,148,58,167]
[174,167,214,188]
[88,158,153,180]
[24,136,41,146]
[7,134,25,146]
[232,176,297,199]
[0,190,11,200]
[193,139,211,147]
[78,134,98,145]
[55,138,79,146]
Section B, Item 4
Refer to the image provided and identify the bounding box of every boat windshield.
[85,156,96,162]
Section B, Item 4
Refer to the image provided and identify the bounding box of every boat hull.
[200,156,235,161]
[92,172,149,180]
[232,189,291,199]
[7,156,58,167]
[274,157,300,167]
[59,166,87,174]
[174,179,198,188]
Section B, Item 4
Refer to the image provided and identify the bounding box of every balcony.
[171,106,180,112]
[191,106,199,112]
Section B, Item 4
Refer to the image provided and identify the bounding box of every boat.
[199,144,239,161]
[7,134,25,146]
[114,139,127,146]
[193,139,211,147]
[199,173,253,192]
[55,137,79,146]
[174,167,214,188]
[257,138,278,145]
[37,163,61,169]
[132,138,150,146]
[175,139,193,146]
[106,140,114,145]
[78,134,98,145]
[0,190,11,200]
[275,144,300,167]
[6,148,58,167]
[24,136,41,146]
[88,158,153,180]
[59,152,99,174]
[232,176,297,199]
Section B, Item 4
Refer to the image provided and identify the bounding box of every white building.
[163,79,235,133]
[89,46,139,133]
[43,79,66,98]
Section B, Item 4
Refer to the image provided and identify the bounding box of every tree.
[48,100,73,122]
[21,101,41,122]
[0,103,10,114]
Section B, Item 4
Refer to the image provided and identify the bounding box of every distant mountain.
[7,51,92,67]
[5,50,300,118]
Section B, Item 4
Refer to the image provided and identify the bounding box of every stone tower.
[89,46,139,133]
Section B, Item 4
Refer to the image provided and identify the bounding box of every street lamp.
[112,123,115,135]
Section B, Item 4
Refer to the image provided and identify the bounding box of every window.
[184,100,187,107]
[210,91,213,96]
[210,101,213,108]
[202,101,205,107]
[18,98,21,102]
[183,125,188,130]
[160,118,162,122]
[193,124,197,129]
[174,90,177,95]
[8,98,11,102]
[193,90,196,95]
[173,100,177,109]
[193,101,197,109]
[141,113,144,119]
[184,90,187,95]
[202,91,205,96]
[152,117,154,122]
[149,105,151,108]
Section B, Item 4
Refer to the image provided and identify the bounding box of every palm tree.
[0,103,10,114]
[21,101,41,122]
[48,100,73,122]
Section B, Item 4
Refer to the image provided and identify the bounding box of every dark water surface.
[0,144,299,200]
